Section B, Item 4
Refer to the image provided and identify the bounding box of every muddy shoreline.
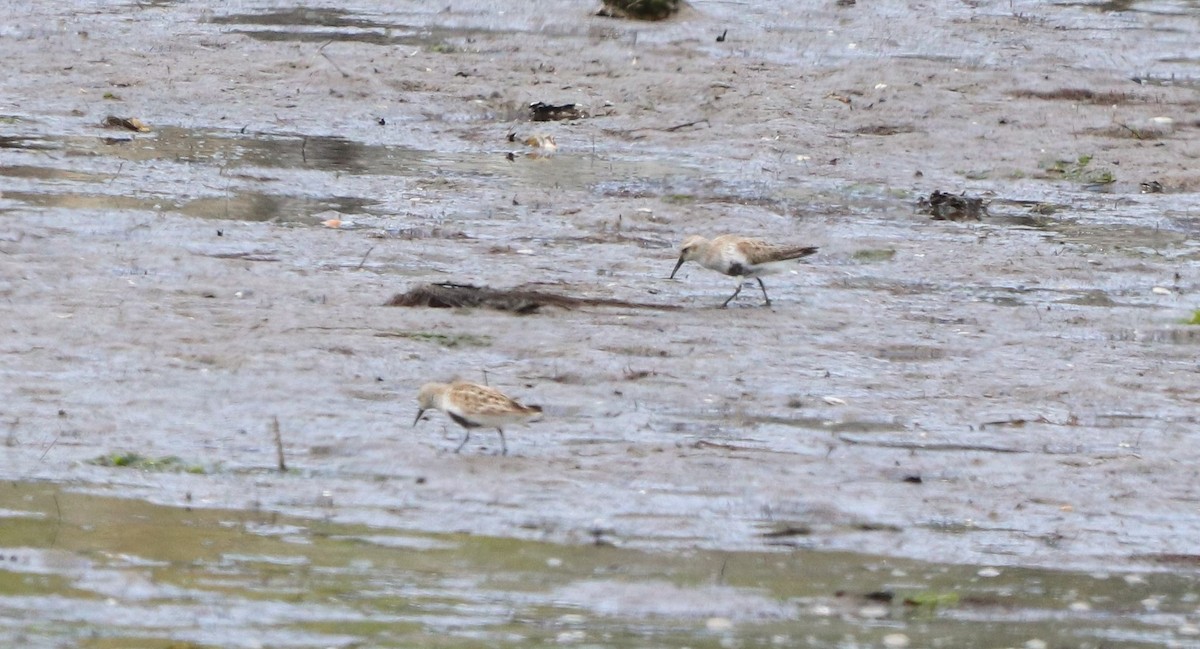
[3,0,1200,576]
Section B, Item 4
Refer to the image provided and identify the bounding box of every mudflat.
[3,0,1199,574]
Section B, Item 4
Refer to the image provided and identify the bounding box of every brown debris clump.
[102,116,150,132]
[1010,88,1135,104]
[529,102,583,122]
[918,190,986,221]
[386,283,679,314]
[596,0,681,20]
[855,124,914,136]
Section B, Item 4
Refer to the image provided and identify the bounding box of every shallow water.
[4,482,1200,648]
[2,0,1200,623]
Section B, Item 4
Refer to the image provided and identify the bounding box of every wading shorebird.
[669,234,819,307]
[414,381,543,455]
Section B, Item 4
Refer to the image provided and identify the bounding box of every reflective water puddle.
[2,482,1198,648]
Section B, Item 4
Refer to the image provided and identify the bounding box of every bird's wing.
[738,239,818,264]
[451,382,532,416]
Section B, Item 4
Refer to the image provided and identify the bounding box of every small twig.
[356,245,375,270]
[320,50,350,78]
[272,416,287,472]
[203,250,280,261]
[837,435,1025,454]
[662,119,710,132]
[39,432,59,461]
[1117,122,1145,140]
[693,439,758,452]
[301,136,308,164]
[5,417,18,447]
[50,494,63,548]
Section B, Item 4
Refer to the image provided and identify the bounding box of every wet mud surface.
[3,0,1200,634]
[5,482,1200,648]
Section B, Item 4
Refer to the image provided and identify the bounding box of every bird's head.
[413,382,447,426]
[670,235,708,279]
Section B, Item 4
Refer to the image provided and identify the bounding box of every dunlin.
[414,381,543,455]
[669,235,818,307]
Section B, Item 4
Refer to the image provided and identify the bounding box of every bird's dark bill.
[669,255,686,279]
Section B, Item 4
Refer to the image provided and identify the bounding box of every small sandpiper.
[669,234,818,307]
[414,381,543,455]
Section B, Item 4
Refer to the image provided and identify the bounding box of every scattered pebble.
[1149,116,1176,135]
[705,617,734,632]
[1068,601,1091,612]
[919,189,986,221]
[1024,639,1048,649]
[1123,574,1147,585]
[555,630,585,644]
[558,613,585,625]
[1141,597,1161,611]
[858,604,889,619]
[1151,286,1172,295]
[883,632,910,648]
[1178,624,1200,636]
[978,567,1001,578]
[546,557,563,568]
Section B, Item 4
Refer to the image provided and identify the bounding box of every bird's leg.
[496,428,508,456]
[454,430,472,453]
[755,278,771,306]
[721,282,745,308]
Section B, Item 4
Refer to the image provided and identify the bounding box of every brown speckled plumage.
[669,235,818,307]
[414,381,542,455]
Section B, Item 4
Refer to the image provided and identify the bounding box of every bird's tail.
[524,404,545,421]
[782,246,819,260]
